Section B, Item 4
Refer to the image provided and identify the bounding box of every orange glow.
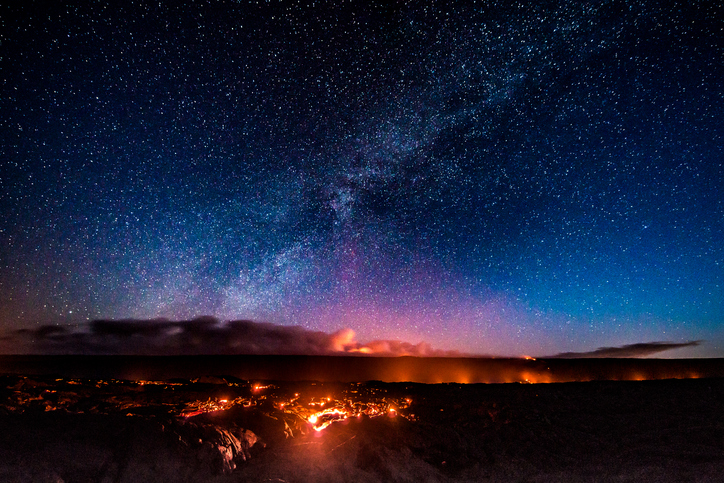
[347,346,373,354]
[288,392,414,432]
[307,408,347,431]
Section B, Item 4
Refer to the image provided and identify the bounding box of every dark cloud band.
[10,317,464,357]
[550,341,701,359]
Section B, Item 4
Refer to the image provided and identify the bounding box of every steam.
[8,317,464,357]
[550,340,701,358]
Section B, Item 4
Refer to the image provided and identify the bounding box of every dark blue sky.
[2,0,723,356]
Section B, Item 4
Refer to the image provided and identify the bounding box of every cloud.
[549,340,702,359]
[6,317,465,357]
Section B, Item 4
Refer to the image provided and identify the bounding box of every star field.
[2,1,723,356]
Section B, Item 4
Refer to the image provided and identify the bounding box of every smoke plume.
[8,317,464,357]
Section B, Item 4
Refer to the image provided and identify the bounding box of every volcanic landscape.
[1,356,724,482]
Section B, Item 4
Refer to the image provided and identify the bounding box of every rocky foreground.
[1,374,724,482]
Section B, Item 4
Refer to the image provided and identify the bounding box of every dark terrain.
[1,371,724,482]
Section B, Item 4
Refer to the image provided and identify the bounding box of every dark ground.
[1,375,723,482]
[2,355,724,383]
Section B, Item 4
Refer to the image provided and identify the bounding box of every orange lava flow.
[300,397,409,432]
[307,408,349,431]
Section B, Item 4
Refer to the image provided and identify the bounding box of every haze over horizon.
[2,1,723,358]
[0,316,702,358]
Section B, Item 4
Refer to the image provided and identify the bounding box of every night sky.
[2,1,723,357]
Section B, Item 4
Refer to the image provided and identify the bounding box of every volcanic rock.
[2,374,724,482]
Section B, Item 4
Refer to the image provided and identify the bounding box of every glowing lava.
[307,408,349,431]
[301,396,409,432]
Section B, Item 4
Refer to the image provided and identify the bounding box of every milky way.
[2,1,723,356]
